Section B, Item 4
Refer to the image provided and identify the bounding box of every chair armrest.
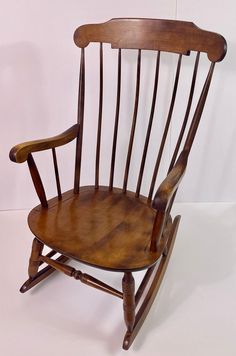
[152,150,188,211]
[9,124,79,163]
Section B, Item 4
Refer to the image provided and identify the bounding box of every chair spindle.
[166,62,215,217]
[27,153,48,208]
[52,148,62,199]
[168,52,200,172]
[74,48,85,193]
[109,49,122,190]
[184,62,215,153]
[95,43,104,188]
[148,54,182,201]
[123,49,141,193]
[136,51,160,197]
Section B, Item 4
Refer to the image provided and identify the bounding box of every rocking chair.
[9,18,226,350]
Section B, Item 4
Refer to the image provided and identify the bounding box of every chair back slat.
[168,52,200,172]
[95,43,104,188]
[74,48,85,193]
[136,51,160,197]
[148,54,182,201]
[123,49,141,193]
[109,48,122,190]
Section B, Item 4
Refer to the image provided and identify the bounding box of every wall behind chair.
[0,0,235,210]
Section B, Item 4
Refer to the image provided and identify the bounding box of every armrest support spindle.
[150,150,188,251]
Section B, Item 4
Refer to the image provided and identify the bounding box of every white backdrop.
[0,0,235,210]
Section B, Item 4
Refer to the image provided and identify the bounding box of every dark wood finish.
[123,215,180,350]
[123,49,141,193]
[74,48,85,193]
[20,254,69,293]
[52,148,62,199]
[28,186,164,271]
[148,54,182,201]
[9,18,227,350]
[183,62,215,152]
[38,249,57,266]
[95,43,104,189]
[74,18,226,62]
[168,52,200,172]
[150,210,166,252]
[109,48,121,190]
[135,265,155,306]
[136,51,160,197]
[28,238,44,277]
[9,124,79,163]
[78,272,123,299]
[40,255,123,298]
[152,150,188,211]
[40,255,75,276]
[27,153,48,208]
[122,272,135,332]
[151,211,173,254]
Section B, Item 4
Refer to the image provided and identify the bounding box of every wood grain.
[122,272,135,332]
[123,215,181,349]
[74,18,226,62]
[148,54,182,201]
[28,238,44,277]
[10,124,79,163]
[28,186,168,271]
[27,153,48,208]
[152,149,188,211]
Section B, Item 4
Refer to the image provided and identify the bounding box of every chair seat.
[28,186,163,271]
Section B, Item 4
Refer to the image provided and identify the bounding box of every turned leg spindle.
[28,238,44,278]
[122,272,135,333]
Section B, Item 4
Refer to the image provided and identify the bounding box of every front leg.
[122,272,135,334]
[28,237,44,278]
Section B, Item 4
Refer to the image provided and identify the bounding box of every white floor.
[0,203,236,356]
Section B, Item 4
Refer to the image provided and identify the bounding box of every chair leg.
[122,215,181,350]
[20,255,69,293]
[28,238,44,278]
[122,272,135,342]
[20,237,69,293]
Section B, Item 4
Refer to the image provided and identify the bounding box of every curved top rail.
[74,18,227,62]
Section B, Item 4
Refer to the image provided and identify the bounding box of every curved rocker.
[123,216,180,350]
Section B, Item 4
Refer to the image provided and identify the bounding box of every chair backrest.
[73,18,226,201]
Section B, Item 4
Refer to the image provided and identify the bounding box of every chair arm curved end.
[9,124,79,163]
[152,150,188,211]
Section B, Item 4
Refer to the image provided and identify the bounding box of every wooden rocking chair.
[9,18,226,350]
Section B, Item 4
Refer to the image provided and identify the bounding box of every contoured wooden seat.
[28,187,160,271]
[10,18,226,350]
